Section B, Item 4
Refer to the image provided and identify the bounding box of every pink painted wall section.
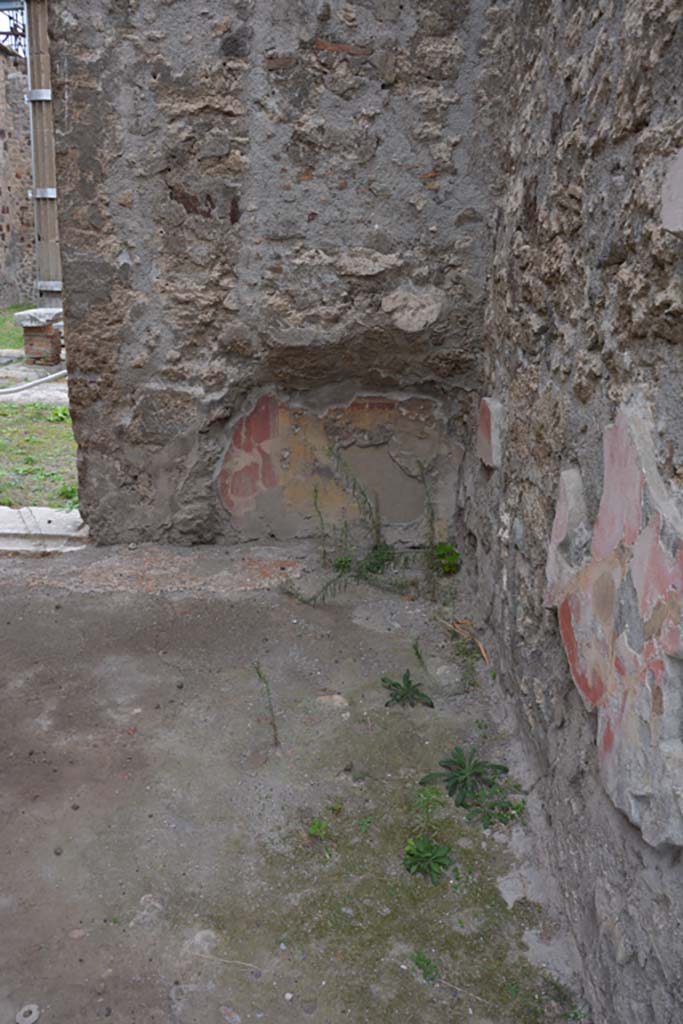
[217,393,461,543]
[546,406,683,849]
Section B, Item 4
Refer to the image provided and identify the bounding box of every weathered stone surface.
[218,392,459,542]
[476,397,503,469]
[381,286,445,333]
[546,406,683,849]
[458,2,683,1020]
[50,0,493,543]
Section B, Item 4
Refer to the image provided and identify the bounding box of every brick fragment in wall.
[476,397,504,469]
[217,393,461,544]
[546,404,683,850]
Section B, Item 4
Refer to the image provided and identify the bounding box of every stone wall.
[0,43,34,306]
[459,1,683,1021]
[50,0,496,543]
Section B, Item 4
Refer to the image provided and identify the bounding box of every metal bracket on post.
[36,280,63,292]
[34,187,57,199]
[26,88,52,101]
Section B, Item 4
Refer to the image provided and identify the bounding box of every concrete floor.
[0,544,586,1024]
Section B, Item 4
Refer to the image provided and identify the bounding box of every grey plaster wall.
[458,2,683,1021]
[50,0,495,543]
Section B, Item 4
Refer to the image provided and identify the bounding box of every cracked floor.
[0,544,587,1024]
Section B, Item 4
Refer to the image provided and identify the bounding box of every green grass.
[0,402,77,508]
[0,303,33,350]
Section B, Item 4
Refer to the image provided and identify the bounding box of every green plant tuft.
[307,817,330,840]
[433,541,460,575]
[412,950,439,982]
[47,405,70,423]
[414,786,448,833]
[403,835,455,885]
[420,745,508,804]
[382,669,434,708]
[420,746,526,827]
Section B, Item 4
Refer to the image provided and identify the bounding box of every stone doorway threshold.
[0,505,88,554]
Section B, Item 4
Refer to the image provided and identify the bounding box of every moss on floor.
[0,402,77,508]
[0,302,32,350]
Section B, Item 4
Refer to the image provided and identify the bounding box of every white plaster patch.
[662,148,683,234]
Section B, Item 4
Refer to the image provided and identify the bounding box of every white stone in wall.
[662,148,683,234]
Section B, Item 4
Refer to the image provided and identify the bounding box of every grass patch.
[0,303,32,350]
[0,402,77,508]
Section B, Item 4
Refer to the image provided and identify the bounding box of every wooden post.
[24,0,61,308]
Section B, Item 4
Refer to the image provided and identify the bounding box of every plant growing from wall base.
[433,542,460,575]
[420,746,508,804]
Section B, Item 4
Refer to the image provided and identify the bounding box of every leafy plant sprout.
[415,786,448,833]
[383,670,434,708]
[420,746,508,805]
[421,746,526,828]
[412,950,439,982]
[403,835,455,885]
[433,542,460,575]
[307,817,330,840]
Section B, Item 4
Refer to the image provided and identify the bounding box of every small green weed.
[420,746,508,804]
[403,835,455,885]
[328,800,343,816]
[414,786,448,832]
[433,541,460,575]
[255,663,280,749]
[307,817,330,841]
[421,746,526,828]
[358,816,373,834]
[465,782,526,828]
[383,669,434,708]
[47,405,70,423]
[358,542,395,575]
[412,950,439,982]
[412,638,427,672]
[333,555,353,573]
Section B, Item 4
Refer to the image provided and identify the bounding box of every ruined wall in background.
[0,44,34,306]
[50,0,496,543]
[461,2,683,1021]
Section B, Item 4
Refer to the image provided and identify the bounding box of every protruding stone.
[13,307,63,328]
[380,286,444,332]
[477,397,504,469]
[335,249,402,276]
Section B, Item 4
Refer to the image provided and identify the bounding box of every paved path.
[0,543,586,1024]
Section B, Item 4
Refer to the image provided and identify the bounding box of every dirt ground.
[0,543,588,1024]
